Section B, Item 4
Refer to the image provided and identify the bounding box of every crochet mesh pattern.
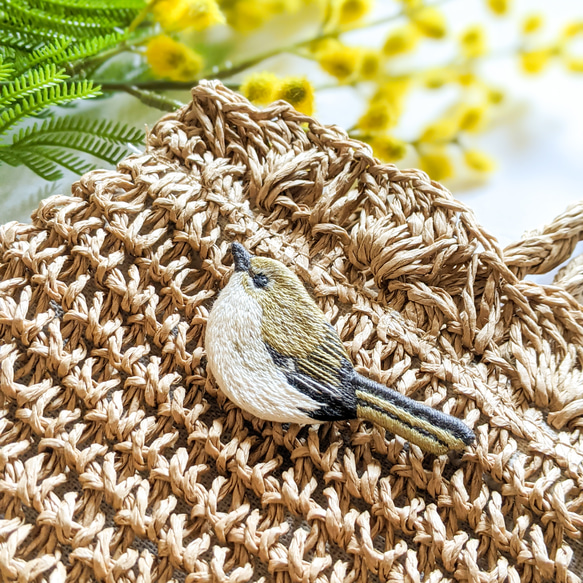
[1,81,583,583]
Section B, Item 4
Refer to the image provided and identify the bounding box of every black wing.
[265,326,357,421]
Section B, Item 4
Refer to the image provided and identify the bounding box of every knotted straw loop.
[504,200,583,278]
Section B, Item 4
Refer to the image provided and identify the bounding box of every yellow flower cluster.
[522,14,543,35]
[516,16,583,75]
[153,0,225,31]
[561,21,583,73]
[487,0,510,16]
[358,79,410,133]
[317,41,363,83]
[419,119,457,143]
[416,145,494,181]
[140,0,583,185]
[411,6,447,39]
[382,25,419,57]
[240,72,315,115]
[464,149,495,172]
[336,0,373,27]
[419,150,453,181]
[218,0,307,33]
[359,49,381,80]
[520,49,551,75]
[460,26,487,59]
[146,35,204,81]
[276,77,315,115]
[368,135,408,163]
[240,72,278,105]
[308,38,385,83]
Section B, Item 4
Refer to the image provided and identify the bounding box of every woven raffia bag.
[1,81,582,583]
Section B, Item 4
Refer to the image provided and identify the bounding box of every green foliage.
[13,116,144,147]
[0,64,69,108]
[1,0,142,40]
[0,60,13,82]
[0,145,94,180]
[0,78,101,135]
[10,116,144,166]
[12,37,72,73]
[0,0,146,181]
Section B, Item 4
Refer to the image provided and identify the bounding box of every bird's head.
[227,242,328,357]
[230,242,309,304]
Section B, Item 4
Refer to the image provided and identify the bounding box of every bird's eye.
[252,273,269,288]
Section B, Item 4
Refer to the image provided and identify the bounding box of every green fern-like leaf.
[0,80,101,135]
[0,63,69,106]
[0,24,41,51]
[0,45,17,61]
[0,0,150,182]
[60,137,125,163]
[3,115,143,179]
[13,37,71,74]
[31,108,55,119]
[0,144,63,180]
[0,57,14,82]
[2,0,136,39]
[62,33,124,68]
[0,22,52,49]
[28,145,97,174]
[9,33,125,77]
[11,117,143,165]
[13,116,144,146]
[29,0,146,9]
[0,144,97,179]
[25,0,144,19]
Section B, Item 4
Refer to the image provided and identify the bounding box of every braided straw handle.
[503,200,583,281]
[554,254,583,303]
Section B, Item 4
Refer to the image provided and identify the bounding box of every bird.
[205,242,475,455]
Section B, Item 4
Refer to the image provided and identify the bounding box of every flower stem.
[208,1,452,81]
[100,0,454,92]
[122,86,185,111]
[127,0,164,34]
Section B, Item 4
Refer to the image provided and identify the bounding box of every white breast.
[205,273,322,424]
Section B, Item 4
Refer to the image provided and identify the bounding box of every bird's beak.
[231,242,252,272]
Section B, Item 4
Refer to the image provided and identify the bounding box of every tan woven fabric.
[1,81,582,583]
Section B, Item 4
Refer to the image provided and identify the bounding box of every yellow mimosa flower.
[358,101,397,133]
[241,72,279,105]
[153,0,225,31]
[317,43,362,82]
[487,0,510,16]
[412,7,447,39]
[370,135,408,162]
[464,149,495,172]
[419,149,454,181]
[337,0,373,27]
[382,25,420,57]
[458,104,486,132]
[522,14,543,35]
[275,77,315,115]
[520,49,551,74]
[419,119,457,143]
[460,26,487,59]
[146,35,204,81]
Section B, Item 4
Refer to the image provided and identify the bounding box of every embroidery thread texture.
[206,243,474,455]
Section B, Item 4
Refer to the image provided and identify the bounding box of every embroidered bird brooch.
[205,242,475,455]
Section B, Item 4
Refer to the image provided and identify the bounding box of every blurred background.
[0,0,582,283]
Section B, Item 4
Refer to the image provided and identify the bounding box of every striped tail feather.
[352,373,474,455]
